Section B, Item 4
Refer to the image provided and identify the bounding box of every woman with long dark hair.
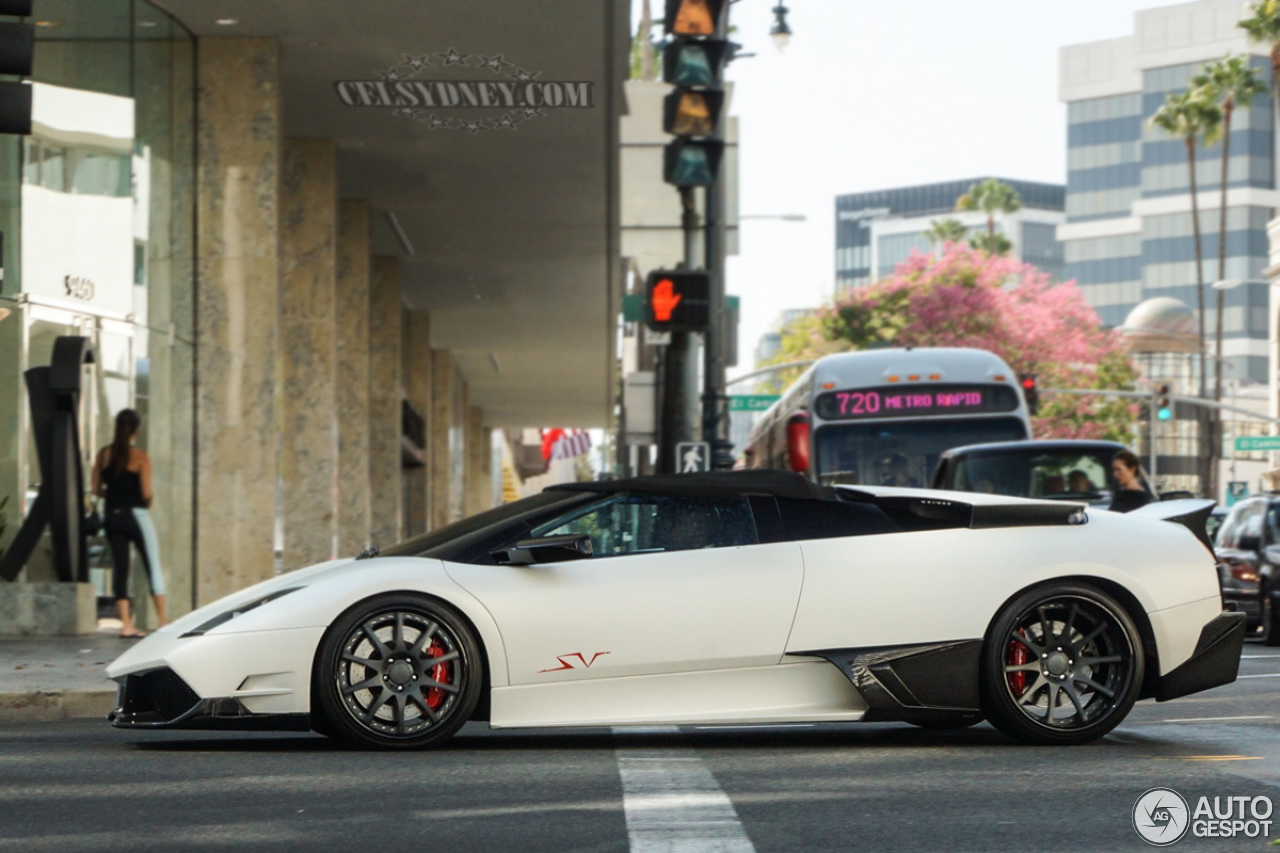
[91,409,166,637]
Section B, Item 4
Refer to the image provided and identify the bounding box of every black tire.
[313,593,483,749]
[980,583,1143,746]
[1261,585,1280,647]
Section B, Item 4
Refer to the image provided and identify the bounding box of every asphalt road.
[4,651,1280,852]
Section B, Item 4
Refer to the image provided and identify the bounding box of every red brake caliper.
[426,640,452,710]
[1006,631,1030,696]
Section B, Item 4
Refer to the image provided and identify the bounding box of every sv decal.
[538,651,611,673]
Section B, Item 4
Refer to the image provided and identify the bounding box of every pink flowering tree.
[773,243,1138,440]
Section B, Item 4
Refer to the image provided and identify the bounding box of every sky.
[717,0,1180,380]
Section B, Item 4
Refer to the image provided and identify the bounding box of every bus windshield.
[813,417,1029,487]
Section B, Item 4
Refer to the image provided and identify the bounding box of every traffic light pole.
[658,190,702,473]
[701,0,733,470]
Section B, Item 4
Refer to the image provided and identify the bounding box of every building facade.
[0,0,628,635]
[834,178,1066,298]
[1059,0,1275,384]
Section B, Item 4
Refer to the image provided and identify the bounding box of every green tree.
[1192,54,1266,500]
[923,217,967,248]
[955,178,1021,237]
[1150,87,1222,497]
[968,231,1013,256]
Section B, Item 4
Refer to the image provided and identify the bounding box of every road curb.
[0,689,115,723]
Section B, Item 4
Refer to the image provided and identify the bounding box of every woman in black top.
[1109,449,1153,513]
[91,409,167,637]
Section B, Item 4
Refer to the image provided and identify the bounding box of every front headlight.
[180,587,304,637]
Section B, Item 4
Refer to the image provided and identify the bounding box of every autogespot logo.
[334,48,595,134]
[1134,788,1190,846]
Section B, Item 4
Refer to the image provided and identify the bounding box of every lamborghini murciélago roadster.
[107,470,1244,748]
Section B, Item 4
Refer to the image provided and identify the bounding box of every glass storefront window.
[0,0,195,625]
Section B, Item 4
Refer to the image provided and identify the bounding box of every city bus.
[743,348,1033,486]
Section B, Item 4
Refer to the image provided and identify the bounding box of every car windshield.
[814,417,1029,487]
[374,491,585,559]
[949,447,1121,499]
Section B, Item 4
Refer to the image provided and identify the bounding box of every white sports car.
[107,471,1243,748]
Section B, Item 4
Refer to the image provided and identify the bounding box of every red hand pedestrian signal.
[645,269,708,331]
[651,278,683,322]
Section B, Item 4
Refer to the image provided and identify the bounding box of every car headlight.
[180,587,304,637]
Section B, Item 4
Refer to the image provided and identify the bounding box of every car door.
[444,492,804,686]
[1217,499,1264,623]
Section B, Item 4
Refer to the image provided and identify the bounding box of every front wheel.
[313,594,483,749]
[980,584,1143,746]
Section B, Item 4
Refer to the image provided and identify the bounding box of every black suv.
[1214,495,1280,643]
[930,440,1153,509]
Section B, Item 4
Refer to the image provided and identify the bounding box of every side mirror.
[491,533,593,566]
[1239,534,1262,553]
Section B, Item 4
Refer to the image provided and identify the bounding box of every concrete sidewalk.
[0,625,135,722]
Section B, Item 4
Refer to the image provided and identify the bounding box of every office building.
[834,178,1066,298]
[1060,0,1274,383]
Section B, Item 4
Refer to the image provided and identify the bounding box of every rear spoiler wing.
[837,489,1086,530]
[1128,499,1216,552]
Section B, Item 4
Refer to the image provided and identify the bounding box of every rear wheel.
[313,594,482,749]
[980,584,1143,746]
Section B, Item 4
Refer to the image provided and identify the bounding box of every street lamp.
[770,4,792,52]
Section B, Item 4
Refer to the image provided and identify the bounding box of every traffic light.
[664,0,727,36]
[645,270,710,332]
[661,0,727,189]
[1019,374,1038,415]
[663,138,725,187]
[1155,382,1174,421]
[0,1,32,136]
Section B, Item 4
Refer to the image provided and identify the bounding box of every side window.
[1267,504,1280,546]
[1218,504,1245,549]
[532,495,758,557]
[1243,501,1266,545]
[775,497,901,541]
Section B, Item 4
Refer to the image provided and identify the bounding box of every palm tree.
[1150,88,1222,498]
[1239,2,1280,111]
[1192,54,1266,502]
[923,217,966,248]
[956,178,1021,237]
[968,231,1013,256]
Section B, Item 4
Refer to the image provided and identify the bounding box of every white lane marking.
[1236,673,1280,679]
[614,729,755,853]
[1157,715,1273,723]
[1241,655,1280,659]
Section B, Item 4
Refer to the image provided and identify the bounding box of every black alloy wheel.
[980,583,1143,746]
[313,594,482,749]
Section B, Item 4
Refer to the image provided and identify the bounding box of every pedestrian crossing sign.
[676,442,710,473]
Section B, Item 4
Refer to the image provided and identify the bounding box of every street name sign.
[1235,436,1280,452]
[728,395,780,412]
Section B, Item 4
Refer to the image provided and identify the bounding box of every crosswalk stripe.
[614,729,755,853]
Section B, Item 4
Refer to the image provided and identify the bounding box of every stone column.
[404,311,432,535]
[195,38,281,605]
[279,139,338,569]
[429,349,454,530]
[336,200,372,556]
[369,257,402,547]
[465,405,487,517]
